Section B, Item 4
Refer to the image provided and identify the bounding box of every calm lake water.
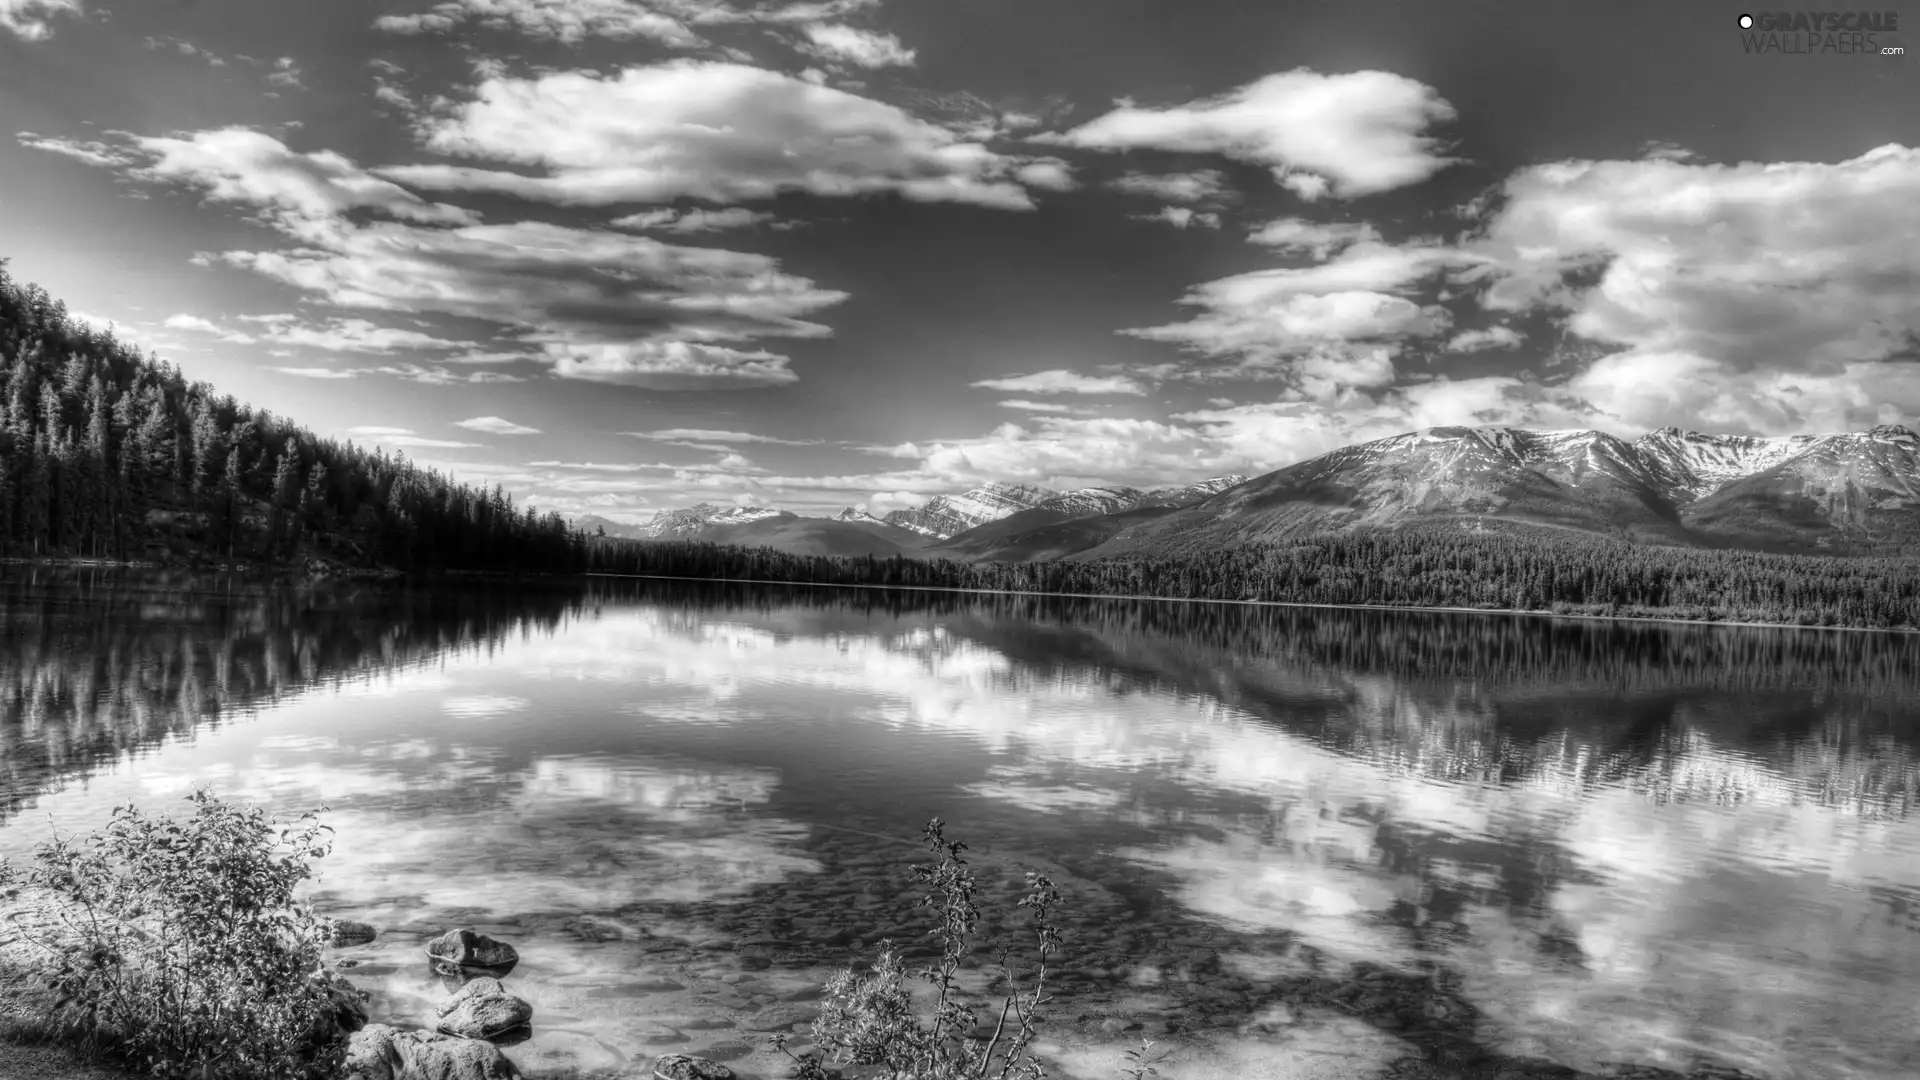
[5,568,1920,1080]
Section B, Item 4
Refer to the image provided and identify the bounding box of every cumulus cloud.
[611,206,776,232]
[381,61,1054,210]
[269,367,358,379]
[1246,218,1381,257]
[539,340,799,389]
[797,23,915,68]
[165,311,478,354]
[1132,206,1221,230]
[1039,69,1459,199]
[374,0,704,47]
[0,0,82,41]
[969,369,1147,395]
[1446,326,1525,352]
[1108,169,1230,204]
[455,416,543,435]
[1461,142,1920,431]
[31,126,848,390]
[1123,240,1469,392]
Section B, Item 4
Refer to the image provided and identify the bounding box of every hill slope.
[690,512,931,558]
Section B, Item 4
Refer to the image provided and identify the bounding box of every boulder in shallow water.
[344,1023,523,1080]
[651,1054,736,1080]
[332,920,379,947]
[434,976,533,1040]
[426,928,520,969]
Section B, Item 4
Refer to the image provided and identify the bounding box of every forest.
[587,530,1920,630]
[0,260,583,572]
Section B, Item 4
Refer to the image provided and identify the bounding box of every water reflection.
[5,571,1920,1079]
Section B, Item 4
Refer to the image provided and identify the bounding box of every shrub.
[0,788,354,1080]
[776,818,1062,1080]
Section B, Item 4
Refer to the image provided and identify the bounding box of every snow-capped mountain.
[882,483,1056,539]
[1137,476,1249,508]
[637,502,783,538]
[1633,427,1829,500]
[834,507,888,526]
[1031,477,1250,516]
[1075,424,1920,559]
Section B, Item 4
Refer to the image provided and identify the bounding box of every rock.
[344,1023,523,1080]
[332,920,379,947]
[426,928,520,970]
[434,977,534,1040]
[652,1053,737,1079]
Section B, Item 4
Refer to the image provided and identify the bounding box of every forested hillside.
[587,529,1920,630]
[0,262,582,572]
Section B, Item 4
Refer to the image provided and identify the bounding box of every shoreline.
[584,571,1920,636]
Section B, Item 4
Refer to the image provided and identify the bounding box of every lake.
[4,567,1920,1080]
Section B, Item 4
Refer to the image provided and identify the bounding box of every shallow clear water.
[5,568,1920,1080]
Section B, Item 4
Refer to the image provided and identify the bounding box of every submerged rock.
[434,976,534,1040]
[426,928,521,970]
[344,1023,523,1080]
[332,920,379,947]
[651,1054,736,1080]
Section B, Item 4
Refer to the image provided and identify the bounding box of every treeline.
[0,262,584,571]
[586,529,1920,630]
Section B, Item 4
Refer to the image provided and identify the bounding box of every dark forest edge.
[6,260,1920,630]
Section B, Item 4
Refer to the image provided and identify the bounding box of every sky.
[1,0,1917,522]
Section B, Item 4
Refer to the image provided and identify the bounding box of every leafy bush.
[0,789,354,1079]
[776,817,1063,1080]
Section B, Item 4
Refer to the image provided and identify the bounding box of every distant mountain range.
[576,425,1920,562]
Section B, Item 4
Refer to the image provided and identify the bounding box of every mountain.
[834,506,889,526]
[689,511,930,558]
[1073,425,1920,560]
[637,502,782,539]
[881,483,1055,539]
[571,514,648,540]
[925,476,1252,562]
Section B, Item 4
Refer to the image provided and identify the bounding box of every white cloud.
[374,0,703,47]
[163,313,228,335]
[539,340,798,389]
[1463,143,1920,432]
[15,133,135,168]
[1040,69,1458,199]
[34,127,847,391]
[269,367,359,379]
[797,23,915,68]
[455,416,543,435]
[0,0,81,41]
[267,56,305,90]
[381,61,1053,210]
[1122,240,1469,391]
[348,426,482,449]
[626,428,817,445]
[1132,206,1221,230]
[1107,170,1230,204]
[997,399,1092,415]
[166,311,477,354]
[369,363,530,385]
[611,207,776,233]
[968,369,1147,396]
[1246,218,1381,257]
[1446,326,1525,352]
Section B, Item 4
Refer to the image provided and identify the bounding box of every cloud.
[1121,239,1470,391]
[1246,218,1381,257]
[626,428,817,445]
[611,207,776,233]
[381,61,1054,210]
[796,23,915,68]
[1039,69,1458,199]
[1132,206,1221,230]
[1445,326,1525,352]
[997,399,1094,415]
[0,0,81,41]
[15,133,136,169]
[1462,142,1920,431]
[143,35,228,66]
[455,415,543,435]
[348,425,482,449]
[1108,170,1230,204]
[166,311,477,354]
[267,56,306,90]
[968,369,1147,396]
[374,0,703,46]
[539,340,798,389]
[269,367,359,379]
[368,364,530,385]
